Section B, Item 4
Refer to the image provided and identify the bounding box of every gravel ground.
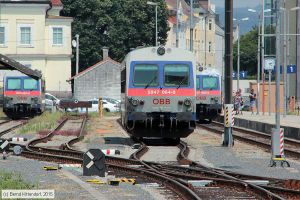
[0,156,94,200]
[141,146,179,162]
[73,116,137,158]
[1,116,172,199]
[183,127,300,179]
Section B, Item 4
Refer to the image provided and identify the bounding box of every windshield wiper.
[144,75,157,89]
[177,76,188,89]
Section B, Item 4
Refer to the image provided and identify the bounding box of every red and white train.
[3,73,45,119]
[196,68,222,122]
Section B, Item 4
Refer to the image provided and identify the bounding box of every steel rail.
[177,141,286,200]
[198,122,300,158]
[0,120,27,138]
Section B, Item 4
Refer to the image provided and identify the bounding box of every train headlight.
[157,46,165,56]
[31,97,39,103]
[139,100,144,105]
[214,97,219,103]
[184,98,192,106]
[130,98,139,106]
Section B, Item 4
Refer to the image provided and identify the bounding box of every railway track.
[198,121,300,158]
[6,116,300,199]
[0,119,27,138]
[131,141,300,200]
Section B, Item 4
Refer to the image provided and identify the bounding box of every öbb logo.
[153,99,170,105]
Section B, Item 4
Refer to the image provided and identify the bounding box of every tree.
[61,0,170,74]
[233,27,258,76]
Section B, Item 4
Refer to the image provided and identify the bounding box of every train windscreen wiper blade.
[144,75,157,89]
[177,76,188,89]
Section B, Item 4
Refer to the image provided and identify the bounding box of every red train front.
[3,75,45,119]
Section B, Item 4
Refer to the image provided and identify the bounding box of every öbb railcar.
[120,46,197,140]
[196,68,222,122]
[3,75,45,119]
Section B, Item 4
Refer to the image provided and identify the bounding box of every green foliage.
[0,172,34,189]
[61,0,170,73]
[233,27,258,76]
[18,111,64,134]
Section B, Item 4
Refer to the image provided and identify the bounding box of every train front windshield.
[197,76,219,90]
[133,65,158,86]
[6,77,39,91]
[7,79,21,90]
[24,78,38,90]
[164,64,189,87]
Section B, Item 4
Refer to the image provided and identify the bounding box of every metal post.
[237,23,240,91]
[223,0,234,147]
[286,10,290,107]
[268,70,272,116]
[262,0,266,115]
[275,0,281,130]
[155,5,158,46]
[257,17,261,114]
[190,0,193,51]
[205,16,207,66]
[75,34,79,75]
[176,0,179,47]
[283,3,287,117]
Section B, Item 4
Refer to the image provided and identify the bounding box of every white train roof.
[123,46,196,63]
[197,68,221,76]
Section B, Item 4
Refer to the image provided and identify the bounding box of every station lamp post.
[233,17,249,92]
[147,1,158,46]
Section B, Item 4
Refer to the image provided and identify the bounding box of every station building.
[0,0,73,97]
[69,48,122,101]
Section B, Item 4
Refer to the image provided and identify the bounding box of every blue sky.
[210,0,261,8]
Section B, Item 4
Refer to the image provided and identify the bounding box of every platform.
[216,112,300,140]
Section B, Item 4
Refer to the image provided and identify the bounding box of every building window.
[208,42,212,52]
[209,19,212,30]
[53,27,63,45]
[0,26,5,45]
[20,27,31,45]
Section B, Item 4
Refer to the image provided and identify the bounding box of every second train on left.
[3,73,45,119]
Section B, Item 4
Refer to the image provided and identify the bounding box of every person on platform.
[249,89,257,115]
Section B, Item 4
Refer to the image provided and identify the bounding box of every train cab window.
[24,78,38,90]
[133,64,158,87]
[202,76,219,90]
[196,77,200,90]
[7,78,21,90]
[164,64,189,87]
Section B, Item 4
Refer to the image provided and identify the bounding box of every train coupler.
[159,115,164,128]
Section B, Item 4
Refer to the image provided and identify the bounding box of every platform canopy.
[0,54,42,79]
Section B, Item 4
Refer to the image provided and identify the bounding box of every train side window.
[41,80,46,92]
[196,77,200,90]
[121,68,126,93]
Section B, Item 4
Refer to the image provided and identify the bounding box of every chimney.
[102,47,109,60]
